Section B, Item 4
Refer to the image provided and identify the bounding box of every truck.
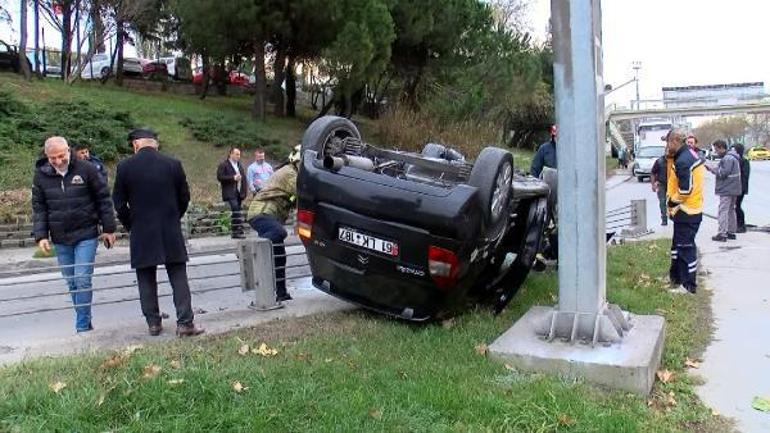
[296,116,551,321]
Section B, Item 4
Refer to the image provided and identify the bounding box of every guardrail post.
[621,199,650,238]
[237,238,283,311]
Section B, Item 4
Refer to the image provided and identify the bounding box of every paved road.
[607,160,770,433]
[0,243,316,362]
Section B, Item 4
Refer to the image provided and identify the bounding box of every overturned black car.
[296,116,550,321]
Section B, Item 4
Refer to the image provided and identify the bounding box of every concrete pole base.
[489,306,666,395]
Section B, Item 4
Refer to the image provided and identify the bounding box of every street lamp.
[632,61,642,109]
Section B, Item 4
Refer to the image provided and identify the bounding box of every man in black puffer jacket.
[31,136,117,332]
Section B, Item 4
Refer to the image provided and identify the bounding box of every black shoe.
[276,293,293,302]
[231,233,246,239]
[727,233,737,240]
[148,324,163,336]
[712,234,727,242]
[661,220,668,226]
[737,226,747,233]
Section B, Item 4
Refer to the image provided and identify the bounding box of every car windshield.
[637,147,665,158]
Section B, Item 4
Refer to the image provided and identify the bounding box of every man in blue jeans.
[32,137,117,332]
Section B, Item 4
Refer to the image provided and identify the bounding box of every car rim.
[491,162,512,219]
[321,127,355,159]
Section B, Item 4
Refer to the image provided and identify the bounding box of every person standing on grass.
[650,152,668,226]
[246,149,274,196]
[664,128,705,294]
[72,142,109,182]
[731,143,750,233]
[531,125,557,178]
[706,140,741,242]
[112,128,204,337]
[217,147,249,239]
[246,145,301,303]
[32,136,117,333]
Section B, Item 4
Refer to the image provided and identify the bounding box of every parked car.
[296,116,550,321]
[122,57,144,76]
[747,146,770,161]
[192,67,250,87]
[80,53,112,79]
[159,56,192,81]
[0,40,31,73]
[141,59,168,79]
[632,145,666,182]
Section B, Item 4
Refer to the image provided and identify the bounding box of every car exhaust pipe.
[323,155,375,172]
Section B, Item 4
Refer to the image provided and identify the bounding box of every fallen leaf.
[656,369,674,383]
[474,343,488,356]
[142,364,162,379]
[666,391,678,408]
[557,414,575,426]
[369,409,383,419]
[712,409,720,417]
[170,360,182,370]
[684,358,701,369]
[49,381,67,394]
[123,344,143,356]
[325,358,333,363]
[238,344,250,356]
[96,394,106,407]
[167,379,185,386]
[232,381,248,393]
[441,318,455,329]
[100,354,127,370]
[504,364,516,372]
[640,273,651,281]
[752,396,770,412]
[253,343,278,357]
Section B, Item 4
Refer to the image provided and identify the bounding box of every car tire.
[100,66,111,79]
[637,176,644,182]
[469,147,513,239]
[301,115,361,159]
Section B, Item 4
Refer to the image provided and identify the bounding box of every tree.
[0,0,10,23]
[19,0,32,79]
[39,0,77,81]
[694,116,749,148]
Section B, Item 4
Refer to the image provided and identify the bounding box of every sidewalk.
[696,225,770,433]
[0,233,301,274]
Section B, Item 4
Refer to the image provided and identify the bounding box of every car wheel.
[100,66,111,79]
[301,115,361,160]
[637,176,644,182]
[469,147,513,239]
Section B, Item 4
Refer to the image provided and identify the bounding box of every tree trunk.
[285,54,296,118]
[199,55,210,100]
[115,20,125,86]
[74,0,81,75]
[251,42,266,121]
[271,47,286,116]
[215,59,227,96]
[91,0,105,53]
[18,0,31,79]
[61,5,73,81]
[33,0,40,74]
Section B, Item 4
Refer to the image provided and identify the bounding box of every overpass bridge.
[607,100,770,121]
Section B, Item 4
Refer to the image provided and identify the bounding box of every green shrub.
[0,90,136,163]
[179,116,287,158]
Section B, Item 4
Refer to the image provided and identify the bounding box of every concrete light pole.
[632,61,642,109]
[489,0,665,395]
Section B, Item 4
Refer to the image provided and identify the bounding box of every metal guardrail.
[0,201,643,324]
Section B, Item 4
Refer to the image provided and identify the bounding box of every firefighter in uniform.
[246,145,301,302]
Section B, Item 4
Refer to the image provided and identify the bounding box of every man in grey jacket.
[706,140,742,242]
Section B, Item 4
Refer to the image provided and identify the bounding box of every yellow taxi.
[747,146,770,161]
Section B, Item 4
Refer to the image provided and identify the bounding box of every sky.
[2,0,769,108]
[528,0,770,108]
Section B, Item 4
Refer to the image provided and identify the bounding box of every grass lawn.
[0,240,729,433]
[0,72,308,205]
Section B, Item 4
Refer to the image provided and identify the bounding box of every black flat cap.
[127,128,157,141]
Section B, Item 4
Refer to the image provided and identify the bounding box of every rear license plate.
[338,227,399,256]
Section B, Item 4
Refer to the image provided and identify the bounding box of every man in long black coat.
[112,128,204,337]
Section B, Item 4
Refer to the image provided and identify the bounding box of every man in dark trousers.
[530,124,558,178]
[216,147,249,239]
[112,128,204,337]
[731,143,750,232]
[664,129,705,294]
[246,145,301,303]
[650,153,668,226]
